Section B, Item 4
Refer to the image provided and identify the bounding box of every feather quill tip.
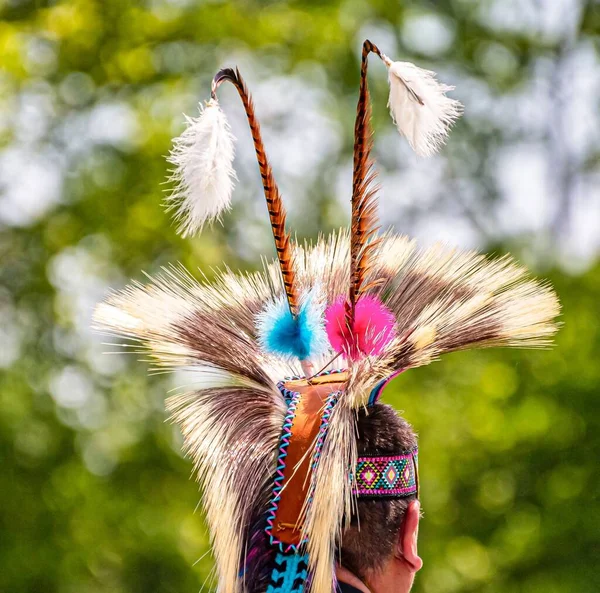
[386,61,463,157]
[166,98,237,237]
[325,295,396,361]
[257,294,329,361]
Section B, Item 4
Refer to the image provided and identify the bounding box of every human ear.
[395,500,423,572]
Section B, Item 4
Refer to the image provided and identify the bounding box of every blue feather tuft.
[257,293,328,360]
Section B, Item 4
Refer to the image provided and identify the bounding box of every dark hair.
[338,403,418,580]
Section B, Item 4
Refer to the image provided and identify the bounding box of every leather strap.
[272,372,348,545]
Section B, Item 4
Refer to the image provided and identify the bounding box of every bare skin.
[336,500,423,593]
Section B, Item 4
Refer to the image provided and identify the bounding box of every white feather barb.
[384,59,463,157]
[166,98,237,237]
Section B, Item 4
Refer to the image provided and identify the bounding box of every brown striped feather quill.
[347,40,385,326]
[212,68,299,316]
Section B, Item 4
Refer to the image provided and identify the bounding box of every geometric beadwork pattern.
[266,552,309,593]
[353,450,418,497]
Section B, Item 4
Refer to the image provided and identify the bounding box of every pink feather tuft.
[325,295,396,361]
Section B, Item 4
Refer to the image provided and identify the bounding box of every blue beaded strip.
[266,389,303,553]
[266,552,309,593]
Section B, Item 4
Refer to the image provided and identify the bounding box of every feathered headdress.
[94,40,559,593]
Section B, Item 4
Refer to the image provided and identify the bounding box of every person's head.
[338,403,422,593]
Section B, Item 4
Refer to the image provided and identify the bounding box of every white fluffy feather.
[385,60,463,157]
[167,98,237,237]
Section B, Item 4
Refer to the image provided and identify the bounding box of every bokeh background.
[1,0,599,592]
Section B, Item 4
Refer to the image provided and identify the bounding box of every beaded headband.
[353,450,418,497]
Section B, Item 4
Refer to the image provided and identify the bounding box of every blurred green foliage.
[0,1,598,592]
